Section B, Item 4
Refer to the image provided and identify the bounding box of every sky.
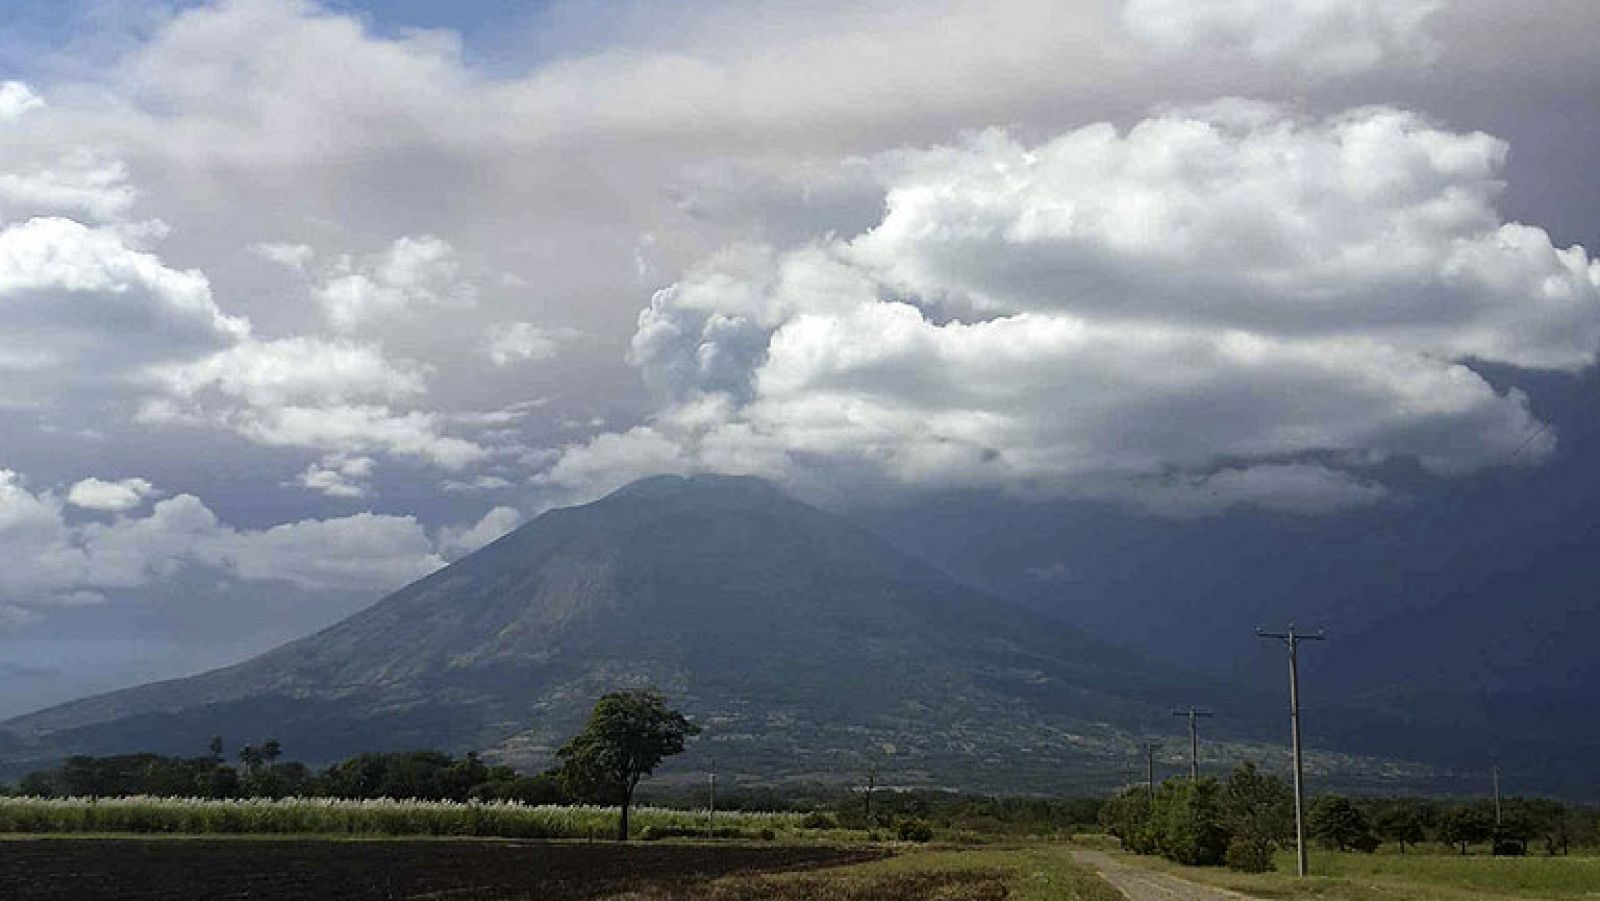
[1,0,1598,719]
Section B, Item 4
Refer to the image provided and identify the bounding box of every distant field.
[1103,841,1600,900]
[0,796,799,839]
[0,836,1122,900]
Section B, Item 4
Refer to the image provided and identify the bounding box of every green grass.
[1108,842,1600,900]
[0,796,800,840]
[703,842,1124,901]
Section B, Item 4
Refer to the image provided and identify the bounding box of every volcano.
[1,475,1308,791]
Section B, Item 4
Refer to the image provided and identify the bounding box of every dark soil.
[0,838,887,900]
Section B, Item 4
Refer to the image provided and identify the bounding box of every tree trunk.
[618,789,632,842]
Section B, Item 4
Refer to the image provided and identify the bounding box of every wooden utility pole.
[1258,624,1325,878]
[1492,764,1502,828]
[1145,742,1157,800]
[1171,707,1213,781]
[707,756,716,838]
[860,762,879,826]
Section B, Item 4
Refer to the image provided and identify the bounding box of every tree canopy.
[555,689,700,840]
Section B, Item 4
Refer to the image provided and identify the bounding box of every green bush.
[1151,778,1228,867]
[897,817,935,842]
[640,824,744,840]
[1100,787,1156,854]
[800,810,837,830]
[1224,836,1275,872]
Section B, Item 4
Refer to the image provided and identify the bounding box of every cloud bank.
[549,103,1598,513]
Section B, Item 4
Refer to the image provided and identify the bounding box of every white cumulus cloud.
[549,104,1598,513]
[486,323,581,366]
[0,469,444,608]
[0,81,45,123]
[316,235,474,332]
[438,505,523,557]
[150,336,425,408]
[67,477,158,512]
[294,454,375,498]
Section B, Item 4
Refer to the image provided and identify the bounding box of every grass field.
[695,843,1125,901]
[1098,839,1600,900]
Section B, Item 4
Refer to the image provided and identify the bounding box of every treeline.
[643,783,1104,836]
[1101,762,1600,872]
[7,740,566,804]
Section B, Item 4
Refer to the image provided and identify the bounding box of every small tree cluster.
[19,743,560,803]
[1105,763,1292,871]
[1099,786,1156,854]
[1108,779,1599,865]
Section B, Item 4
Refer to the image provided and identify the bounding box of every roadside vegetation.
[1098,841,1600,900]
[1093,757,1600,898]
[1102,760,1597,873]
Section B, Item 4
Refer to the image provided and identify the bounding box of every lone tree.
[1440,804,1494,854]
[1374,799,1432,854]
[1309,796,1378,852]
[556,689,699,841]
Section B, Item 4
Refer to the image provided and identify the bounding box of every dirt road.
[1067,847,1255,901]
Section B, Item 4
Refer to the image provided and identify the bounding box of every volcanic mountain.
[1,475,1337,790]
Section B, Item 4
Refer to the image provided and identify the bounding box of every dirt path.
[1067,847,1255,901]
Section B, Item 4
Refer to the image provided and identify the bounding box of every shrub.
[799,811,837,830]
[640,825,743,841]
[759,828,776,841]
[897,818,934,842]
[1100,787,1156,854]
[1151,778,1228,867]
[1224,836,1275,872]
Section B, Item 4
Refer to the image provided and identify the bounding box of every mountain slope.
[3,475,1368,791]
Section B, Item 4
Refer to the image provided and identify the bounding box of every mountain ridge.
[1,475,1422,792]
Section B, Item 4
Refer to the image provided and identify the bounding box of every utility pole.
[707,756,716,839]
[1145,742,1157,800]
[1171,707,1213,781]
[1492,764,1502,828]
[859,761,879,826]
[1259,624,1325,878]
